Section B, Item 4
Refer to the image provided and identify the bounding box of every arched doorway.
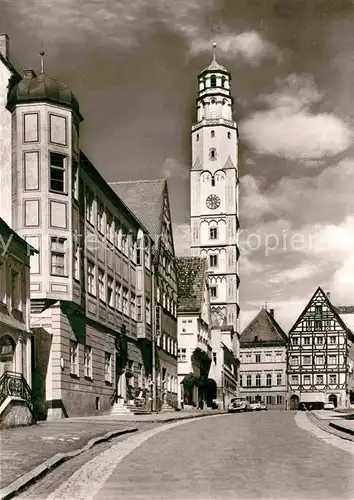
[328,394,338,408]
[290,394,299,410]
[0,334,16,376]
[206,378,217,408]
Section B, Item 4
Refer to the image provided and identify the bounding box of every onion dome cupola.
[7,65,83,122]
[195,44,234,123]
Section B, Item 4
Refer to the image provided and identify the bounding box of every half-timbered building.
[287,287,354,410]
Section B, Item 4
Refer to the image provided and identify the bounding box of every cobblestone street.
[17,411,354,500]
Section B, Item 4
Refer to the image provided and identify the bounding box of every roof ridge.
[109,179,165,185]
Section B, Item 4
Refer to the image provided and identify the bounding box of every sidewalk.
[0,409,224,499]
[310,410,354,438]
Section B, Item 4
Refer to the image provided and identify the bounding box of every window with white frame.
[255,374,261,386]
[115,219,121,249]
[104,352,112,383]
[137,296,142,321]
[291,375,299,384]
[329,336,336,344]
[50,152,66,193]
[315,355,324,365]
[98,269,105,302]
[303,375,311,384]
[87,261,95,295]
[50,237,67,276]
[131,293,136,320]
[316,336,324,345]
[210,286,217,298]
[292,337,299,345]
[266,374,272,386]
[316,374,323,384]
[121,228,128,255]
[246,374,251,387]
[328,354,336,365]
[84,345,92,378]
[146,298,151,324]
[122,287,129,316]
[136,238,142,265]
[107,276,114,307]
[275,352,282,362]
[86,187,94,224]
[73,242,80,281]
[329,374,337,384]
[97,201,104,234]
[115,283,122,312]
[303,337,311,345]
[70,340,79,376]
[178,348,187,361]
[276,395,283,405]
[72,161,78,200]
[276,374,282,386]
[255,354,261,363]
[303,355,311,365]
[106,211,114,242]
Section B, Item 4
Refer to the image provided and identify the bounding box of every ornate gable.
[290,287,350,335]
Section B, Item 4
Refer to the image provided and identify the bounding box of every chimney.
[326,292,331,300]
[270,308,274,317]
[0,34,9,60]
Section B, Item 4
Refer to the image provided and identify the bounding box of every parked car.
[260,402,267,411]
[250,401,262,411]
[323,402,335,410]
[228,397,250,413]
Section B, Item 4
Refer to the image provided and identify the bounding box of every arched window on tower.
[211,130,215,138]
[221,76,226,88]
[209,148,217,160]
[196,133,199,141]
[211,175,215,186]
[211,98,216,105]
[227,131,231,139]
[210,74,216,87]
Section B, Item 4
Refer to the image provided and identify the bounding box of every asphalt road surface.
[20,411,354,500]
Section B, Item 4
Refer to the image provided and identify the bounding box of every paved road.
[20,411,354,500]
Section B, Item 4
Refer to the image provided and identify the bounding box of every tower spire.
[212,41,217,61]
[39,49,45,74]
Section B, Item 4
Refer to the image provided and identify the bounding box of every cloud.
[268,261,325,285]
[172,223,191,257]
[331,255,354,305]
[161,158,189,180]
[10,0,216,48]
[241,74,352,161]
[190,31,282,65]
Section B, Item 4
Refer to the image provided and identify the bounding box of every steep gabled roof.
[109,180,165,239]
[176,257,207,314]
[240,309,288,346]
[289,286,352,335]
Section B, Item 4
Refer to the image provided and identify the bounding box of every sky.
[1,0,354,331]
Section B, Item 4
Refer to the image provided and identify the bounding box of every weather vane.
[39,42,45,73]
[212,21,219,59]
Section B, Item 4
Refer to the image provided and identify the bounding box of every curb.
[144,411,227,424]
[0,427,138,500]
[329,422,354,436]
[306,411,354,442]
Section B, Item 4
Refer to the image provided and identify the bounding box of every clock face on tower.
[206,194,221,210]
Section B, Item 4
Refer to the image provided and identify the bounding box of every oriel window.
[50,152,66,193]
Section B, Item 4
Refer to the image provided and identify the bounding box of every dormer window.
[210,74,216,87]
[211,130,215,138]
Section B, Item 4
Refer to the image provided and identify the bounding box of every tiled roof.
[109,180,165,239]
[240,309,287,346]
[176,257,207,313]
[336,306,354,314]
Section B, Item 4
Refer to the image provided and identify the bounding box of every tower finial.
[212,41,217,61]
[39,50,45,74]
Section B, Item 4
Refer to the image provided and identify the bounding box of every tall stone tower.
[190,50,239,335]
